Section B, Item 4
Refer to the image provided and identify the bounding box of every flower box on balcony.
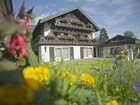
[46,35,55,39]
[59,36,68,40]
[67,36,74,40]
[71,20,83,26]
[90,39,96,42]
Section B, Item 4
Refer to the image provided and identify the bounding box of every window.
[55,47,70,61]
[110,48,115,55]
[88,48,92,57]
[83,48,88,57]
[55,48,62,59]
[63,48,70,59]
[83,47,93,58]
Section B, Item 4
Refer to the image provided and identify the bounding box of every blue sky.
[13,0,140,38]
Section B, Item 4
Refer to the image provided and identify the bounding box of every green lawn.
[61,58,114,72]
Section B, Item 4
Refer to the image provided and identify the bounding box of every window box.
[46,35,55,39]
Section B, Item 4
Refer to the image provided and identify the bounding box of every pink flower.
[16,34,26,48]
[23,18,31,31]
[9,35,17,54]
[19,48,27,57]
[8,34,28,57]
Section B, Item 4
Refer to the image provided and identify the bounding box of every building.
[32,7,100,62]
[99,35,140,60]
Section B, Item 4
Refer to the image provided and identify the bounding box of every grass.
[60,58,114,72]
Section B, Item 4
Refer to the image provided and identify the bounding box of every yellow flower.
[105,100,119,105]
[80,72,95,84]
[0,84,33,105]
[61,71,69,77]
[68,73,77,85]
[23,65,50,89]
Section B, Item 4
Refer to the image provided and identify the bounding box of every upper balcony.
[54,18,94,32]
[32,34,97,48]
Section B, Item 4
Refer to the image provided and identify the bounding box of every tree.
[123,31,136,38]
[99,28,109,43]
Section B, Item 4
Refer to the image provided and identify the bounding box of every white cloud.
[66,0,129,5]
[34,12,49,23]
[82,0,138,27]
[78,0,140,37]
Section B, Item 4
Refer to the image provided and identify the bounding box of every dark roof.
[34,7,100,32]
[106,35,135,43]
[100,35,140,47]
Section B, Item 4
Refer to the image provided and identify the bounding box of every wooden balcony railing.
[54,19,94,31]
[32,35,97,46]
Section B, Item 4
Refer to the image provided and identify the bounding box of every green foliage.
[99,28,109,43]
[26,30,39,66]
[26,43,38,66]
[0,61,17,71]
[47,58,140,105]
[0,20,17,36]
[123,31,136,38]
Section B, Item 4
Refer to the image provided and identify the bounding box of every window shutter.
[80,47,83,59]
[49,47,54,61]
[70,47,74,59]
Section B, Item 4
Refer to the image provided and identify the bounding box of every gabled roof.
[37,7,100,31]
[100,35,140,47]
[106,35,136,43]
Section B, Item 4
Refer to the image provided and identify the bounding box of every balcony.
[54,18,94,31]
[35,35,97,46]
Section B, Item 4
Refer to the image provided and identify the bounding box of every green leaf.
[27,43,38,66]
[0,61,17,72]
[18,57,26,66]
[67,86,77,94]
[0,20,17,36]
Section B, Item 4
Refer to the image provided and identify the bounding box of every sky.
[13,0,140,38]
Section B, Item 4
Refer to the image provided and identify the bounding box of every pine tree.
[99,28,109,43]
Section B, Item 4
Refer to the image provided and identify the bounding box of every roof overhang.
[39,7,100,32]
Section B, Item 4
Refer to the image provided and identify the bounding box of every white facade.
[38,45,97,62]
[102,44,135,60]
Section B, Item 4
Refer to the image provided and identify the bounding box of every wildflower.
[23,65,50,89]
[112,58,117,63]
[80,72,95,84]
[68,74,77,85]
[105,100,119,105]
[19,47,27,57]
[61,71,69,77]
[8,35,17,54]
[116,77,124,83]
[0,84,33,105]
[103,70,109,74]
[132,85,140,91]
[8,34,27,57]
